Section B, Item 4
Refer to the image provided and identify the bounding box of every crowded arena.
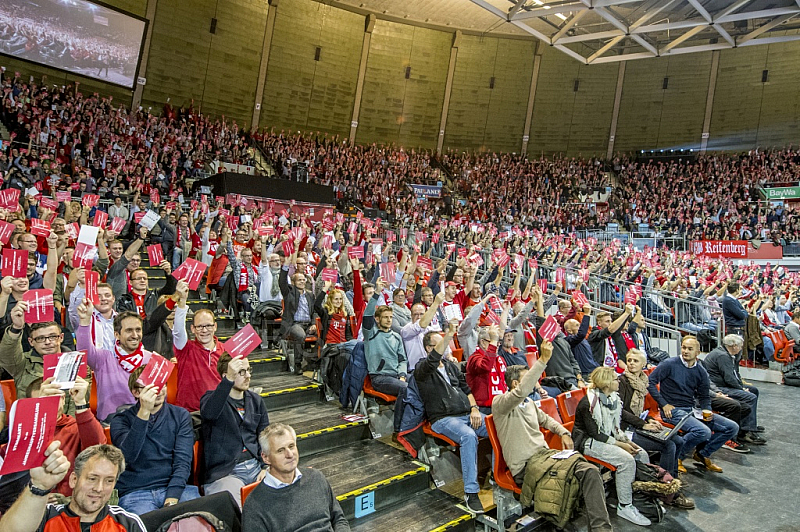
[0,0,799,531]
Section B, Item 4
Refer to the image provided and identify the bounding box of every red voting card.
[320,268,338,283]
[282,240,295,256]
[380,262,396,282]
[30,218,51,237]
[2,248,27,277]
[348,246,364,259]
[457,247,468,258]
[39,196,58,211]
[222,324,261,358]
[81,194,100,208]
[416,256,433,271]
[85,270,100,305]
[538,314,561,342]
[150,190,161,205]
[624,289,638,304]
[0,188,20,209]
[109,217,126,233]
[320,234,333,249]
[0,220,15,245]
[496,253,510,269]
[136,354,175,393]
[24,290,55,323]
[386,231,396,243]
[72,243,96,269]
[134,211,145,224]
[555,268,566,284]
[572,290,589,308]
[42,351,88,388]
[347,221,358,234]
[0,395,61,475]
[172,258,208,290]
[445,242,456,256]
[64,222,79,240]
[147,244,164,267]
[538,278,548,293]
[92,210,108,228]
[56,191,71,203]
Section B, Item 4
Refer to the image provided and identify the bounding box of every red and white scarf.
[114,341,145,373]
[604,335,625,374]
[239,263,251,292]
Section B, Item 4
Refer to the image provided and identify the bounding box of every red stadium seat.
[2,379,16,411]
[423,421,457,447]
[556,388,586,423]
[363,375,397,403]
[534,397,562,424]
[241,481,259,504]
[484,414,521,494]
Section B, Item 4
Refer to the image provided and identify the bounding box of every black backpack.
[631,493,665,523]
[646,348,670,365]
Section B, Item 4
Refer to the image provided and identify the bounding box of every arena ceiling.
[331,0,800,63]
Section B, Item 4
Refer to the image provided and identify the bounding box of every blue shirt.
[647,356,711,411]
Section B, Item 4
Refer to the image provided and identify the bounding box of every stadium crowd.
[0,74,794,531]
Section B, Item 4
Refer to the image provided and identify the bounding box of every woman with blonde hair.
[573,366,652,526]
[315,280,354,346]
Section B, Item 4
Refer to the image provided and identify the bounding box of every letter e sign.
[354,491,375,518]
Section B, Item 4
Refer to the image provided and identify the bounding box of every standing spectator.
[363,279,408,400]
[466,325,506,414]
[721,282,748,337]
[201,354,270,508]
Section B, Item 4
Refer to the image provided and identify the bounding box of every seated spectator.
[315,281,355,348]
[784,312,800,353]
[493,341,613,532]
[618,350,695,509]
[27,377,106,499]
[647,336,739,473]
[0,443,146,532]
[390,288,411,333]
[573,367,652,526]
[466,325,506,414]
[201,354,270,508]
[172,280,224,412]
[115,262,177,321]
[363,279,408,398]
[564,304,597,377]
[279,254,317,374]
[400,294,446,370]
[415,322,486,514]
[721,282,748,337]
[242,423,349,531]
[709,383,753,453]
[587,304,634,373]
[0,304,80,415]
[533,288,586,389]
[256,248,284,348]
[703,335,766,446]
[110,367,200,514]
[77,304,153,422]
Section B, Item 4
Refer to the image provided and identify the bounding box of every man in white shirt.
[69,281,117,352]
[400,293,445,369]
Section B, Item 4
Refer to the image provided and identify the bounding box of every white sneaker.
[617,504,651,526]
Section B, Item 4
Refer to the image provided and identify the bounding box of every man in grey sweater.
[703,335,766,446]
[242,423,350,532]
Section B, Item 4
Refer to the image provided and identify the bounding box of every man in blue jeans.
[647,336,738,473]
[110,366,200,514]
[415,321,487,514]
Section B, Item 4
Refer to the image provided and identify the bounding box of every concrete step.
[268,401,371,457]
[349,489,474,532]
[251,372,322,411]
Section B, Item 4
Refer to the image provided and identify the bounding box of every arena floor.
[606,380,800,532]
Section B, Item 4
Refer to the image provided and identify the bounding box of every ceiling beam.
[629,0,680,29]
[661,42,732,55]
[557,29,624,44]
[660,24,706,51]
[716,6,800,24]
[514,3,587,20]
[591,51,657,63]
[469,0,511,19]
[737,14,800,43]
[551,10,589,43]
[686,0,712,22]
[508,0,529,19]
[713,24,736,46]
[714,0,752,21]
[631,18,707,33]
[588,35,626,62]
[631,34,659,55]
[591,5,629,32]
[738,33,800,46]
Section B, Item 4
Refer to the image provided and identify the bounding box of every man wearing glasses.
[200,354,270,507]
[172,280,224,412]
[114,237,177,320]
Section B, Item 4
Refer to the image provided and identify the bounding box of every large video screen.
[0,0,147,89]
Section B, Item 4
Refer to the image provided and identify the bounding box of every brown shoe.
[693,451,723,473]
[678,460,687,474]
[667,493,696,510]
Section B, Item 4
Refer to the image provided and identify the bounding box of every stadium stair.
[144,249,475,531]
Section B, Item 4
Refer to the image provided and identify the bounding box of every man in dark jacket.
[110,367,200,514]
[201,354,270,508]
[279,254,317,373]
[720,282,748,336]
[587,304,634,372]
[415,322,486,514]
[564,303,596,376]
[533,289,585,389]
[703,335,766,446]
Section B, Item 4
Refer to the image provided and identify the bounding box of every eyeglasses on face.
[237,368,252,377]
[33,334,61,343]
[194,323,215,330]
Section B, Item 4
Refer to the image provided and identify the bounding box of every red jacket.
[465,344,507,407]
[40,504,145,532]
[174,339,224,412]
[53,411,107,496]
